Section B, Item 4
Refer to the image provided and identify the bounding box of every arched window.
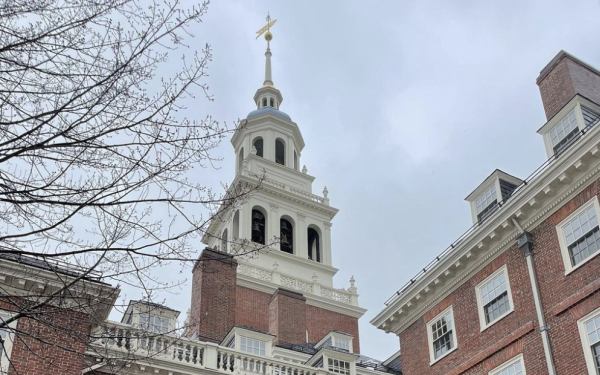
[275,139,285,166]
[253,138,264,157]
[308,227,320,262]
[270,98,275,107]
[280,218,293,254]
[221,228,228,253]
[238,147,244,172]
[251,209,266,245]
[233,211,240,240]
[294,151,298,171]
[262,98,267,108]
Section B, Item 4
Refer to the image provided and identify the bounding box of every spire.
[256,13,277,87]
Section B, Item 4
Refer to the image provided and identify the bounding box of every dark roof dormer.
[465,170,523,224]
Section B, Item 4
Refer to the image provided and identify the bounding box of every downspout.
[512,217,557,375]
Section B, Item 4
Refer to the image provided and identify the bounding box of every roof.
[247,107,292,121]
[0,253,106,283]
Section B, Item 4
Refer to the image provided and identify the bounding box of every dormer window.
[538,97,600,157]
[466,170,522,225]
[549,109,579,154]
[475,184,498,222]
[332,336,350,351]
[139,313,169,334]
[240,337,266,356]
[328,359,351,375]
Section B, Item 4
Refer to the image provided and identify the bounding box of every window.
[476,266,514,330]
[427,306,457,363]
[253,138,264,157]
[578,307,600,375]
[308,227,320,262]
[262,98,267,108]
[280,218,293,254]
[294,151,298,171]
[221,228,228,252]
[550,109,579,154]
[333,337,350,351]
[557,197,600,273]
[0,312,17,374]
[275,139,285,165]
[269,98,274,107]
[476,184,498,222]
[489,355,525,375]
[251,209,266,245]
[240,337,266,356]
[328,359,350,375]
[238,148,244,172]
[139,313,169,334]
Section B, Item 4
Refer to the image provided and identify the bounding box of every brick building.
[372,50,600,375]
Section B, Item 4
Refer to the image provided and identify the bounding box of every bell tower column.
[323,222,333,265]
[296,213,308,259]
[269,203,279,248]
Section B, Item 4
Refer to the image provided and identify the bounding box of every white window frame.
[556,196,600,275]
[332,336,351,351]
[426,305,458,365]
[577,306,600,375]
[488,354,526,375]
[0,311,18,375]
[475,265,514,331]
[475,184,498,216]
[239,336,266,356]
[327,358,351,375]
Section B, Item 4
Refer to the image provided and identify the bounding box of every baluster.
[234,355,240,373]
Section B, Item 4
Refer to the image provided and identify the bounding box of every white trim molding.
[556,196,600,275]
[488,354,526,375]
[426,306,457,365]
[0,310,18,375]
[577,306,600,375]
[475,265,514,331]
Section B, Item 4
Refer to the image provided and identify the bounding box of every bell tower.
[195,15,365,351]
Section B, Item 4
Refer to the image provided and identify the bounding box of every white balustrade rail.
[237,264,357,306]
[89,322,327,375]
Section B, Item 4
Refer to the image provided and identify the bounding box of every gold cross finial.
[256,12,277,42]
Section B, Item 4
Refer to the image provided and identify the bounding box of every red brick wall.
[235,286,270,332]
[269,288,307,345]
[0,300,90,375]
[189,248,238,342]
[306,305,360,353]
[397,177,600,375]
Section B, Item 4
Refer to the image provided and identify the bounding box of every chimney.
[188,248,238,341]
[268,288,307,345]
[537,51,600,121]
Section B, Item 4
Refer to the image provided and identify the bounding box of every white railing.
[289,187,325,204]
[89,322,204,367]
[89,322,326,375]
[237,264,357,306]
[216,347,319,375]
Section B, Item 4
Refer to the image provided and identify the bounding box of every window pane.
[431,311,454,359]
[550,110,578,147]
[493,360,524,375]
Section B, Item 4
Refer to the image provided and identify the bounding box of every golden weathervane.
[256,13,277,42]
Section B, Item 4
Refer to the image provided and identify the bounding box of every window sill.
[564,249,600,276]
[429,346,457,366]
[480,308,514,332]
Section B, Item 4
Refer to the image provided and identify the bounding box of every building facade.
[0,27,400,375]
[372,51,600,375]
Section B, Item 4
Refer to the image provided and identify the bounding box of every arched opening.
[294,151,298,171]
[251,208,266,245]
[221,228,228,253]
[238,147,244,172]
[275,139,285,166]
[233,211,240,240]
[280,217,294,254]
[253,138,264,157]
[308,227,321,262]
[262,98,267,108]
[269,98,275,107]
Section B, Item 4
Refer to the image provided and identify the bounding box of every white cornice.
[372,115,600,332]
[237,274,367,319]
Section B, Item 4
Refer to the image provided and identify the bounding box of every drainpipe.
[512,217,557,375]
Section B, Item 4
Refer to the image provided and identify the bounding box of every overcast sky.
[122,0,600,360]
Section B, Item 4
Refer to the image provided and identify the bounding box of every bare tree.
[0,1,267,373]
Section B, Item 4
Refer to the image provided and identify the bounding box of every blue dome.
[247,107,291,121]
